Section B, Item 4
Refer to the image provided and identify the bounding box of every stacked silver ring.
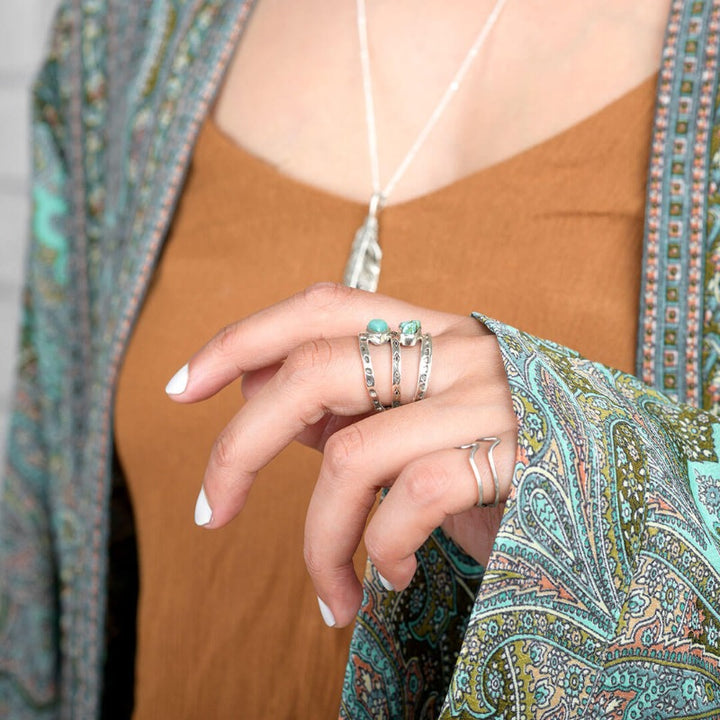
[414,334,432,402]
[358,332,387,412]
[358,319,432,412]
[456,437,501,507]
[390,332,401,408]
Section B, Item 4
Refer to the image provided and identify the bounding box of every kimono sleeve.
[341,315,720,720]
[0,6,74,717]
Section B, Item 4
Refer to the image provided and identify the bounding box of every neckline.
[207,71,658,212]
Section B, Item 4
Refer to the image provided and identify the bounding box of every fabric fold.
[342,316,720,719]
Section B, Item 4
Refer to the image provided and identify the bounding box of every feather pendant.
[343,214,381,291]
[343,193,384,292]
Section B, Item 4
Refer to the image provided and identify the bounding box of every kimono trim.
[638,0,720,407]
[79,1,257,716]
[703,16,720,413]
[5,1,258,716]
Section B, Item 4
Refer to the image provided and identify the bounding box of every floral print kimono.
[2,1,720,718]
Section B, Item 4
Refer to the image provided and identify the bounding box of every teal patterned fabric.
[1,1,259,717]
[341,320,720,718]
[3,1,720,718]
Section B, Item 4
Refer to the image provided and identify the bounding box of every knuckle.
[210,431,237,471]
[284,338,334,380]
[212,323,239,357]
[402,461,452,508]
[364,528,392,568]
[303,541,328,580]
[301,282,354,311]
[323,424,365,477]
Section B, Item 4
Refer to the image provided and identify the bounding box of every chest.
[213,0,671,204]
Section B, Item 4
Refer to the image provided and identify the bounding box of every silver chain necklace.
[343,0,509,291]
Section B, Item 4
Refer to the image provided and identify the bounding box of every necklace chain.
[344,0,509,291]
[356,0,509,202]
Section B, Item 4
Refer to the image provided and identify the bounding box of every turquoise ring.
[358,332,387,412]
[366,318,391,345]
[398,320,422,347]
[358,319,432,411]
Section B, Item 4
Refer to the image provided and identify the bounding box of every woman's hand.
[166,283,517,626]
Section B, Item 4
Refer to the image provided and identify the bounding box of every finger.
[440,502,507,570]
[165,282,484,402]
[293,413,367,453]
[304,401,515,626]
[243,366,368,450]
[365,430,517,591]
[240,364,282,400]
[199,333,476,528]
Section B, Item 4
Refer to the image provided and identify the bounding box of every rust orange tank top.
[114,74,656,719]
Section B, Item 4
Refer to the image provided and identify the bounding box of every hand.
[166,283,517,626]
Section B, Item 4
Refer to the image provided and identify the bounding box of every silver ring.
[456,437,501,507]
[413,333,432,401]
[366,318,392,346]
[358,332,387,412]
[359,321,430,410]
[390,331,401,408]
[398,320,422,347]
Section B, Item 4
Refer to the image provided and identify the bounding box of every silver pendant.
[343,192,384,292]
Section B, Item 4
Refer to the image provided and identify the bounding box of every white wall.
[0,1,59,469]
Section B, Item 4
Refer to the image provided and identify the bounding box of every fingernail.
[377,572,394,592]
[165,363,189,395]
[194,486,213,526]
[317,596,336,627]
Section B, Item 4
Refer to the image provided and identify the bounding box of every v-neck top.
[114,73,657,719]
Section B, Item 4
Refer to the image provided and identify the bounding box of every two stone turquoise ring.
[359,319,432,411]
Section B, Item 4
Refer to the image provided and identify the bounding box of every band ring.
[359,319,432,412]
[456,437,501,507]
[413,333,432,402]
[390,331,401,408]
[358,332,388,412]
[398,320,422,347]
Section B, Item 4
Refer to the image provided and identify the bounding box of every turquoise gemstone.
[399,320,420,335]
[367,318,389,333]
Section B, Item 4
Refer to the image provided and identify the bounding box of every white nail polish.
[377,572,394,592]
[165,363,189,395]
[317,596,336,627]
[194,486,213,526]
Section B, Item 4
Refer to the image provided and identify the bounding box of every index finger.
[164,283,474,401]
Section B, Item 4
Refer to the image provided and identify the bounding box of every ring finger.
[305,421,516,626]
[364,432,515,589]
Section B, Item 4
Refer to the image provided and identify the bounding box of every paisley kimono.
[2,1,720,718]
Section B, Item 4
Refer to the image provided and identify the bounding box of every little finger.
[306,406,515,626]
[364,431,516,591]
